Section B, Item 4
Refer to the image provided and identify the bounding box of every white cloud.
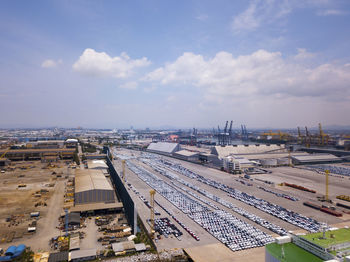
[294,48,315,60]
[41,59,57,68]
[231,0,292,33]
[119,81,138,89]
[231,0,344,33]
[145,49,350,101]
[317,9,347,16]
[73,48,150,78]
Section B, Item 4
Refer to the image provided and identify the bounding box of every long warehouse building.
[74,169,115,205]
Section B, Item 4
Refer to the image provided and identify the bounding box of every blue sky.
[1,0,350,129]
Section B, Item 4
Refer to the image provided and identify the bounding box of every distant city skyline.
[1,0,350,129]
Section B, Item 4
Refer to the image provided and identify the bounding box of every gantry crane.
[121,160,126,184]
[305,127,311,148]
[318,123,329,146]
[149,189,156,239]
[297,127,303,144]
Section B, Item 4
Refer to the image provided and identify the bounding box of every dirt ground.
[0,160,72,251]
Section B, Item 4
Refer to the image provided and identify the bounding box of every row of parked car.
[141,155,287,236]
[257,186,299,201]
[154,217,183,239]
[189,210,273,251]
[141,154,320,233]
[156,200,200,241]
[128,159,274,251]
[306,164,350,177]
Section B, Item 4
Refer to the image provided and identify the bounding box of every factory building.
[147,142,180,156]
[173,150,199,161]
[74,170,115,205]
[211,144,286,159]
[223,156,254,173]
[26,140,65,149]
[65,138,78,148]
[0,148,75,161]
[291,154,341,165]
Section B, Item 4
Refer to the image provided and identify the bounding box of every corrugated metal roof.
[174,150,199,157]
[135,243,146,251]
[87,160,108,169]
[69,235,80,251]
[70,202,123,212]
[112,241,135,252]
[48,251,69,262]
[292,154,340,162]
[147,142,179,154]
[211,144,286,158]
[70,249,96,260]
[75,170,113,193]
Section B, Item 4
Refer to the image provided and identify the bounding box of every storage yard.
[0,161,69,250]
[112,148,350,258]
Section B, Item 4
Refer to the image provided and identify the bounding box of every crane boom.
[0,147,10,160]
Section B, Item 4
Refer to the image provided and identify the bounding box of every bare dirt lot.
[0,161,71,251]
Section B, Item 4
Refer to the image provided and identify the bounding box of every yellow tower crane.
[150,189,156,239]
[0,147,11,160]
[121,160,126,185]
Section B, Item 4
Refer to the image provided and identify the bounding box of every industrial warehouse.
[74,170,115,205]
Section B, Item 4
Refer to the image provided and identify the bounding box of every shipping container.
[320,207,342,217]
[303,202,321,210]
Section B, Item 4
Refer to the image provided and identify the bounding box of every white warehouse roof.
[88,160,108,169]
[75,170,113,193]
[292,154,341,163]
[147,142,180,154]
[174,150,199,157]
[65,139,78,143]
[211,144,286,159]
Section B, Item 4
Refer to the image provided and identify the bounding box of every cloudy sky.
[1,0,350,129]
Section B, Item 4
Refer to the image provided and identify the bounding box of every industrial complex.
[1,125,350,261]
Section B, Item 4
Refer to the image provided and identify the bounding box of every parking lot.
[112,148,350,255]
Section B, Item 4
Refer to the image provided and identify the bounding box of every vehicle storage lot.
[113,148,349,254]
[113,157,218,251]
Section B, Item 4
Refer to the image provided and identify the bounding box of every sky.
[1,0,350,129]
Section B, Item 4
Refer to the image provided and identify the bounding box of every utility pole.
[150,189,156,239]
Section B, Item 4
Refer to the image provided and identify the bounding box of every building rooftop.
[292,154,341,163]
[70,202,122,212]
[211,144,286,159]
[266,242,323,262]
[184,243,238,262]
[147,142,179,154]
[87,160,108,169]
[300,228,350,249]
[174,150,199,157]
[70,249,96,260]
[75,169,113,193]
